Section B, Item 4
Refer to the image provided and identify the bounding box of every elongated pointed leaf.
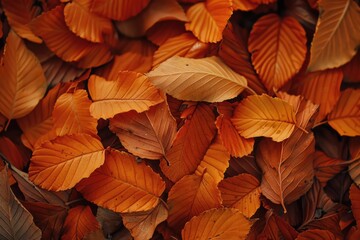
[0,164,42,240]
[328,88,360,136]
[109,102,177,160]
[167,172,222,230]
[231,94,297,142]
[308,0,360,71]
[181,208,252,240]
[29,133,105,191]
[62,205,100,240]
[0,31,47,122]
[89,72,163,119]
[147,56,247,102]
[76,150,165,213]
[185,0,233,43]
[160,104,216,182]
[53,89,98,136]
[219,174,261,218]
[248,14,307,91]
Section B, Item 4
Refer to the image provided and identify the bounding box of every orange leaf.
[248,14,307,91]
[233,0,260,11]
[167,172,222,230]
[0,31,47,124]
[293,68,342,122]
[185,0,233,43]
[146,21,186,46]
[308,0,360,71]
[219,173,261,218]
[90,0,150,20]
[22,201,67,240]
[160,104,216,182]
[195,136,230,184]
[64,0,114,43]
[327,88,360,136]
[121,201,168,240]
[109,102,177,160]
[76,150,165,213]
[219,23,266,94]
[216,102,254,157]
[62,205,100,240]
[313,151,346,187]
[96,39,156,79]
[29,133,105,191]
[52,89,97,136]
[256,95,317,211]
[116,0,187,37]
[30,5,112,67]
[88,72,163,119]
[297,229,336,240]
[147,56,248,102]
[2,0,42,43]
[231,94,297,142]
[17,83,70,150]
[153,32,209,67]
[0,164,42,239]
[181,208,252,240]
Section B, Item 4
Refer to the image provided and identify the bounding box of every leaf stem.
[245,86,257,95]
[312,120,328,128]
[295,125,309,134]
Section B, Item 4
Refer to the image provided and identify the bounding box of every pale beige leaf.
[147,56,247,102]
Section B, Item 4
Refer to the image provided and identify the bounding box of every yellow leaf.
[231,94,297,142]
[147,56,247,102]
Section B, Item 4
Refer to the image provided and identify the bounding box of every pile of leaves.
[0,0,359,239]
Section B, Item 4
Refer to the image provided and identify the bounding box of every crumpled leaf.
[147,56,248,102]
[308,0,360,71]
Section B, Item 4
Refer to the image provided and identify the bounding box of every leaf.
[64,0,114,43]
[96,208,122,236]
[0,164,42,240]
[219,23,266,94]
[88,72,164,119]
[327,88,360,136]
[218,174,261,218]
[231,94,297,142]
[195,136,231,184]
[350,184,360,225]
[121,201,168,240]
[17,83,70,150]
[109,101,177,160]
[215,102,254,157]
[185,0,233,43]
[248,14,307,91]
[2,0,42,43]
[0,136,27,170]
[167,172,222,230]
[293,68,343,122]
[30,5,112,67]
[22,201,67,240]
[159,103,216,182]
[308,0,360,71]
[349,138,360,186]
[342,51,360,83]
[29,133,105,191]
[115,0,187,37]
[146,21,186,46]
[232,0,259,11]
[257,211,299,239]
[313,151,346,187]
[297,229,336,240]
[90,0,150,20]
[0,31,47,122]
[153,32,209,67]
[76,150,165,213]
[256,95,317,211]
[52,89,98,136]
[147,56,248,102]
[62,205,100,240]
[181,208,252,240]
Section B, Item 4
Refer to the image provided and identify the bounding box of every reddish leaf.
[146,21,186,46]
